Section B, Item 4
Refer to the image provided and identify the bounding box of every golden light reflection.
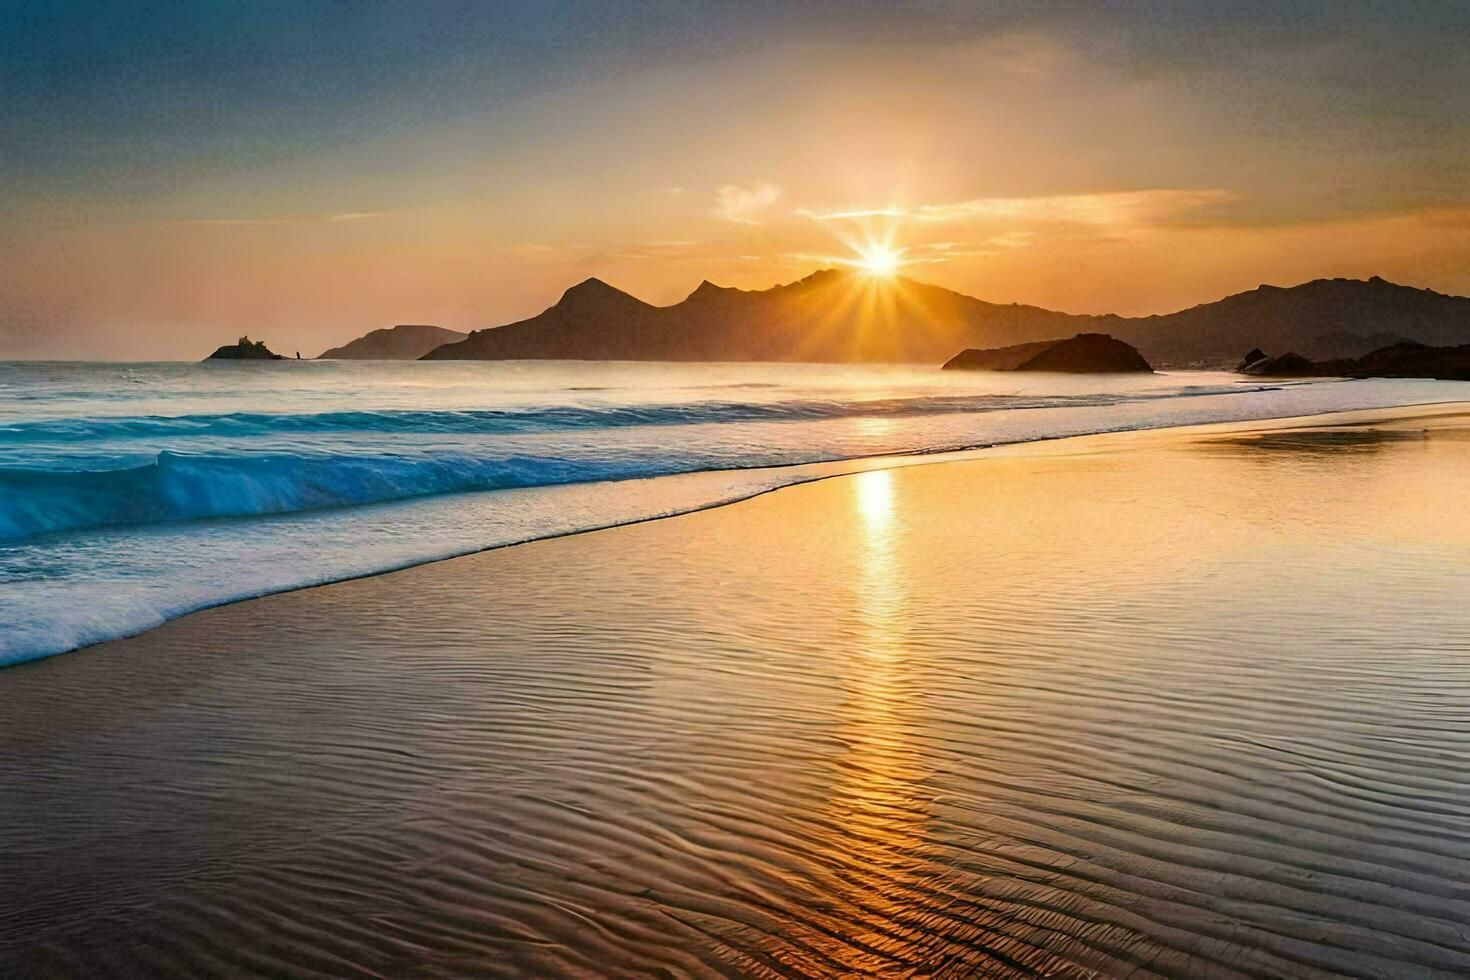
[856,467,896,529]
[849,415,899,453]
[820,468,931,962]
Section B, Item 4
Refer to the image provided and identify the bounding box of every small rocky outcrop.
[943,333,1153,373]
[1239,352,1316,375]
[1237,348,1269,371]
[205,336,285,360]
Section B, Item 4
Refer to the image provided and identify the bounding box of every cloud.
[183,218,292,227]
[912,189,1230,226]
[503,243,563,253]
[179,212,387,226]
[917,233,1036,258]
[793,191,1232,266]
[713,182,781,225]
[984,232,1037,249]
[797,190,1230,230]
[797,208,907,222]
[499,239,716,265]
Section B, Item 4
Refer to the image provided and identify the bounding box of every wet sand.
[4,407,1470,977]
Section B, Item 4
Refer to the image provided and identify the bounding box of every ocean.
[0,359,1460,665]
[5,407,1468,975]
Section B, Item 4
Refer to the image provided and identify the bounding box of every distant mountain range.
[328,270,1469,367]
[319,324,467,360]
[421,270,1100,364]
[1114,275,1467,366]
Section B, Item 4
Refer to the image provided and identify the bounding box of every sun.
[855,244,902,277]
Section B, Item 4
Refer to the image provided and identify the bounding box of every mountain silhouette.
[1118,275,1470,365]
[419,270,1470,366]
[319,324,467,360]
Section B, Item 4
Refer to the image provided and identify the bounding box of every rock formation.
[1237,348,1269,371]
[1238,342,1470,381]
[1239,352,1315,375]
[943,334,1153,373]
[206,337,285,360]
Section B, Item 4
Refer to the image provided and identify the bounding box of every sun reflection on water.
[855,467,896,531]
[820,469,936,965]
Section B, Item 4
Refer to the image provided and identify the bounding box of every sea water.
[0,358,1461,664]
[4,413,1469,974]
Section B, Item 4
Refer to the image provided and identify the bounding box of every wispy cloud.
[796,207,907,221]
[500,239,712,264]
[713,182,781,225]
[800,190,1230,229]
[503,243,564,253]
[180,211,387,226]
[913,189,1230,225]
[916,233,1037,258]
[183,217,293,227]
[984,232,1036,249]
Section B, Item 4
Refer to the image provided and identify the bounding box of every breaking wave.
[0,384,1281,541]
[0,449,761,541]
[1,358,1456,666]
[0,386,1274,444]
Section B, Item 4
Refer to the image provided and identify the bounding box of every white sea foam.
[0,359,1460,664]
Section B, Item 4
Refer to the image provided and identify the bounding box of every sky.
[2,0,1467,359]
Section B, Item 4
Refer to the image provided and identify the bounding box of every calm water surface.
[2,415,1468,976]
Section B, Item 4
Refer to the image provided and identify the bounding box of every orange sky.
[3,10,1466,359]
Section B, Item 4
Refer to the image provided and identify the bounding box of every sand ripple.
[2,420,1469,976]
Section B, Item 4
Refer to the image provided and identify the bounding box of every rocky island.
[942,333,1153,373]
[1239,341,1470,381]
[205,337,286,360]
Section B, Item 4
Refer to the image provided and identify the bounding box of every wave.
[0,383,1301,542]
[0,449,771,542]
[0,385,1276,444]
[0,377,1457,666]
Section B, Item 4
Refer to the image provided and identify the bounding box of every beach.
[4,405,1470,977]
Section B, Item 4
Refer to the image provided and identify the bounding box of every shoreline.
[5,397,1469,974]
[11,398,1470,670]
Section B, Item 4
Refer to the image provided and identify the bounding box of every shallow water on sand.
[3,359,1463,664]
[2,415,1470,976]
